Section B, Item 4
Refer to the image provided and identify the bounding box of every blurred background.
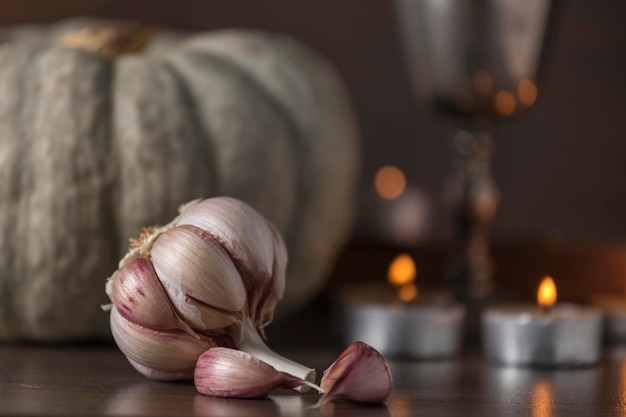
[2,0,625,244]
[3,0,626,314]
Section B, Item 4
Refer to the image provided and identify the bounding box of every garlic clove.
[256,223,288,328]
[110,307,218,372]
[106,257,196,336]
[269,222,288,299]
[177,197,286,316]
[178,197,277,280]
[318,341,393,406]
[194,347,320,398]
[180,293,243,332]
[151,225,246,329]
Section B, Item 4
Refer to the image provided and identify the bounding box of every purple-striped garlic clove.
[110,307,218,373]
[318,341,393,406]
[106,257,195,336]
[194,347,321,398]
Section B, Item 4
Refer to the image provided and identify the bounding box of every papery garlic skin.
[105,197,314,383]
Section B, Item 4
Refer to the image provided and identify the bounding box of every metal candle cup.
[340,300,465,359]
[483,303,603,367]
[591,295,626,344]
[605,312,626,344]
[338,254,464,359]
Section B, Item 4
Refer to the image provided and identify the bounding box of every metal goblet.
[395,0,558,303]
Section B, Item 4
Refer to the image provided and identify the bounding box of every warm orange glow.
[531,381,554,417]
[388,394,410,417]
[473,69,493,94]
[398,283,418,302]
[495,91,517,116]
[620,361,626,410]
[518,79,538,106]
[374,166,406,200]
[537,276,557,308]
[388,254,416,286]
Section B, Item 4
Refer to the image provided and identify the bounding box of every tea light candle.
[338,254,465,360]
[483,276,603,367]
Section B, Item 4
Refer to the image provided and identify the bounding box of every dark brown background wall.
[2,0,625,244]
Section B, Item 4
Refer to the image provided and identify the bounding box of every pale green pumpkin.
[0,19,359,341]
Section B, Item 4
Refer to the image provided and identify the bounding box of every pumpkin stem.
[59,26,156,59]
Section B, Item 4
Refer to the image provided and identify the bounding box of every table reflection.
[531,381,554,417]
[194,394,280,417]
[194,394,391,417]
[484,363,601,415]
[388,359,462,390]
[7,345,626,416]
[105,382,194,416]
[104,382,391,417]
[387,395,410,417]
[320,402,390,417]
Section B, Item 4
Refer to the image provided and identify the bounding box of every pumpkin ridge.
[11,46,117,340]
[183,35,356,311]
[158,59,220,195]
[160,48,297,232]
[173,47,305,240]
[14,44,63,338]
[112,55,217,256]
[183,46,305,150]
[0,42,49,338]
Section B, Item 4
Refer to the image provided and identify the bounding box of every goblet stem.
[445,128,500,303]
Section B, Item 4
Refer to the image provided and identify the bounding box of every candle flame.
[374,166,406,200]
[388,254,416,286]
[537,276,557,308]
[388,254,417,302]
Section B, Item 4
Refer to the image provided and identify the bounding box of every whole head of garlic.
[104,197,313,383]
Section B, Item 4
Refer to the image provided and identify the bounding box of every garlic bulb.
[105,197,314,383]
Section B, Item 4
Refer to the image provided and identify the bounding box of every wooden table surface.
[3,243,626,417]
[2,342,626,417]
